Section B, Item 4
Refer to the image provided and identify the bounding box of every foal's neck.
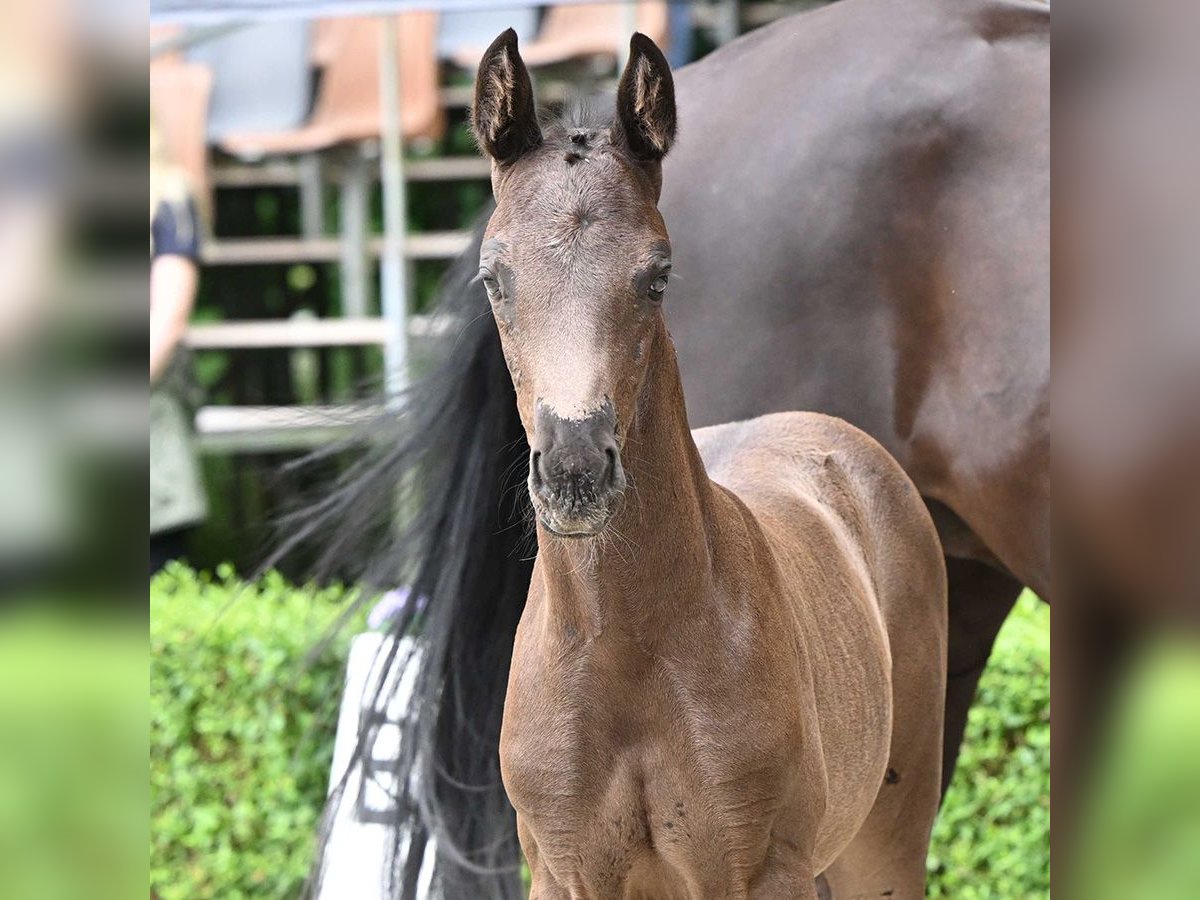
[535,321,719,638]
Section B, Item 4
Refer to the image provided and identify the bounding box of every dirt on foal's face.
[472,30,677,537]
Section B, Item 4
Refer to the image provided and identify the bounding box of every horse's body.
[664,0,1050,597]
[300,2,1046,895]
[469,31,947,897]
[505,403,946,898]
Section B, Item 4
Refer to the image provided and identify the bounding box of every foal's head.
[472,30,677,538]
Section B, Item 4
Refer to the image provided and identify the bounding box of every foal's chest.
[500,640,804,894]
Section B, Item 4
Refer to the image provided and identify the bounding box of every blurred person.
[149,123,206,576]
[0,110,60,355]
[0,1,74,587]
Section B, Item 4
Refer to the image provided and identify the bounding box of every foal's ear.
[472,28,542,164]
[616,33,677,162]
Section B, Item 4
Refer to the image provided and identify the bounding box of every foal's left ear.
[616,33,677,162]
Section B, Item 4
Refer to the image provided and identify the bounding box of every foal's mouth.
[534,506,615,539]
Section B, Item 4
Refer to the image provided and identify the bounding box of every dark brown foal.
[472,32,947,899]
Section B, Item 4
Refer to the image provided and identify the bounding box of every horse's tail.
[283,205,533,899]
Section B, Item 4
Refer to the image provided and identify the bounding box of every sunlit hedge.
[150,568,1049,898]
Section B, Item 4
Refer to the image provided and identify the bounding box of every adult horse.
[299,0,1048,896]
[480,31,946,898]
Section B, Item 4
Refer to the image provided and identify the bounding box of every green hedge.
[151,570,1049,898]
[150,565,364,899]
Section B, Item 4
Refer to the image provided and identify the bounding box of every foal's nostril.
[530,450,544,487]
[604,447,618,486]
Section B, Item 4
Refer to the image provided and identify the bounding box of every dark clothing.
[150,197,207,539]
[152,199,200,262]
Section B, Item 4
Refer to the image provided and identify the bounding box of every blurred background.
[146,0,755,575]
[0,0,1197,897]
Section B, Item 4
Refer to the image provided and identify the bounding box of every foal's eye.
[649,275,669,299]
[480,272,500,298]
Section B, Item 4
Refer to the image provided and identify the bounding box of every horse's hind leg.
[941,557,1023,795]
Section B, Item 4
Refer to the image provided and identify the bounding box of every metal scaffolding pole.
[379,14,409,399]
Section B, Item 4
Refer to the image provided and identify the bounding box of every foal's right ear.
[472,28,542,165]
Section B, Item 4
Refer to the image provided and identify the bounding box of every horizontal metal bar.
[438,80,610,109]
[201,231,472,265]
[186,313,455,350]
[195,404,379,454]
[187,317,390,349]
[212,155,492,188]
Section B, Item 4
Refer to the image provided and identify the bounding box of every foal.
[474,31,947,899]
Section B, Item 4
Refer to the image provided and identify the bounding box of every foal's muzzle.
[528,405,624,537]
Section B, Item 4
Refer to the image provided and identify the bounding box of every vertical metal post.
[299,153,324,239]
[379,15,409,398]
[619,1,637,70]
[339,145,370,320]
[716,0,741,45]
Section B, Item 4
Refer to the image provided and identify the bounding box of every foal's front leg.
[528,870,571,900]
[748,867,822,900]
[519,819,570,900]
[746,843,822,900]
